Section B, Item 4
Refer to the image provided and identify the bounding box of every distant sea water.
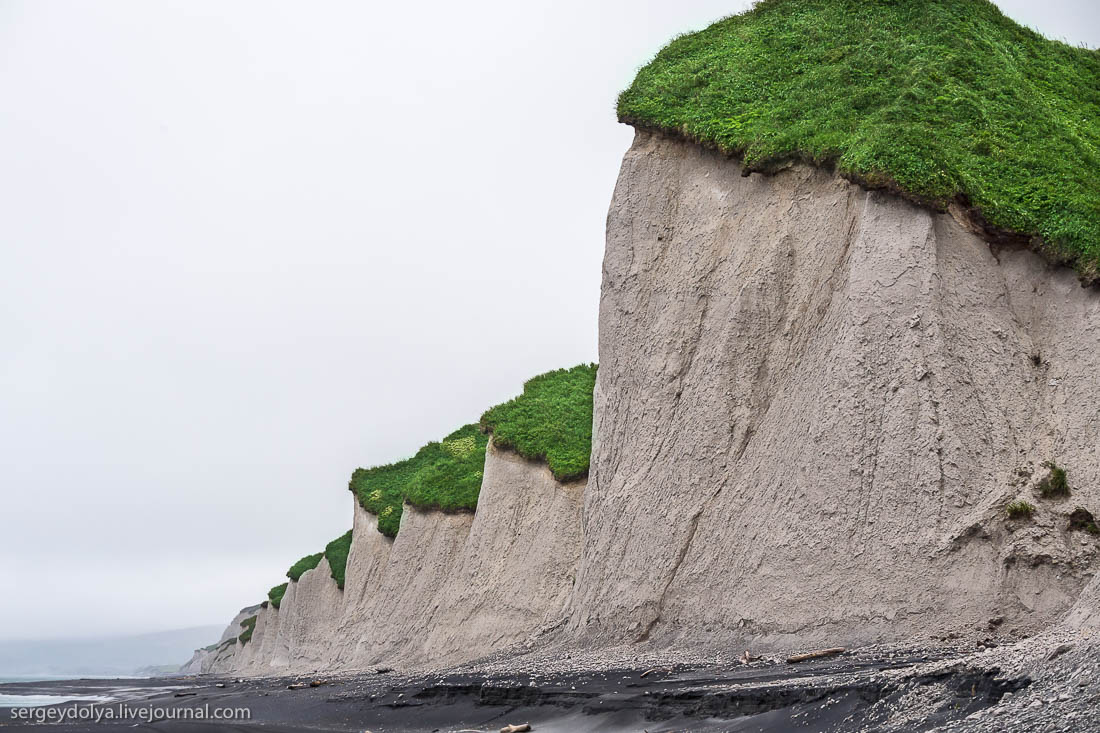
[0,677,128,708]
[0,675,141,683]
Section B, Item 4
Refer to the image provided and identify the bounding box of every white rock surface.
[567,129,1100,653]
[419,442,584,666]
[277,557,344,670]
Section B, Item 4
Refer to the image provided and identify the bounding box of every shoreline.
[0,638,1039,732]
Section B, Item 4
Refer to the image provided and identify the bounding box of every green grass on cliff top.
[349,364,597,537]
[277,532,354,594]
[268,582,288,609]
[349,424,489,537]
[480,364,597,482]
[286,552,323,582]
[324,531,353,589]
[255,366,596,605]
[618,0,1100,278]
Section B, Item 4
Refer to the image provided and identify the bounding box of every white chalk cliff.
[187,130,1100,676]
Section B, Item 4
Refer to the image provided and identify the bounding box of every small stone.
[1048,643,1075,661]
[1030,700,1044,709]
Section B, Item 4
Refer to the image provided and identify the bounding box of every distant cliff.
[183,366,594,675]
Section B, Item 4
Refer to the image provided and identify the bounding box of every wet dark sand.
[0,645,1023,732]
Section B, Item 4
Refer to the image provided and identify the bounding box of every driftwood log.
[786,647,846,664]
[500,724,532,733]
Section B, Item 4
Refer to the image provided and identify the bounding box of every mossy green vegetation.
[1037,461,1071,499]
[480,364,598,482]
[404,425,489,513]
[349,364,597,537]
[286,552,323,582]
[618,0,1100,278]
[1006,500,1036,520]
[243,365,598,624]
[349,425,489,537]
[238,615,257,644]
[324,531,353,589]
[268,582,288,609]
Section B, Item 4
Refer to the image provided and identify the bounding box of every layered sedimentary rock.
[568,130,1100,652]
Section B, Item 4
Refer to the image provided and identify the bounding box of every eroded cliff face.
[203,441,583,674]
[568,130,1100,652]
[419,443,583,664]
[181,604,261,675]
[192,129,1099,676]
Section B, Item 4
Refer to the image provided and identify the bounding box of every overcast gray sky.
[1,1,1096,643]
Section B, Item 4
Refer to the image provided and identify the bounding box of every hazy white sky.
[1,1,1096,642]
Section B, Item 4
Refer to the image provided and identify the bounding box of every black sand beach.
[0,641,1027,732]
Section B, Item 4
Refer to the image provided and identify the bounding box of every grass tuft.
[1006,500,1036,520]
[238,615,257,645]
[324,531,353,590]
[286,552,323,582]
[618,0,1100,279]
[1037,460,1071,499]
[480,364,597,482]
[268,582,288,609]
